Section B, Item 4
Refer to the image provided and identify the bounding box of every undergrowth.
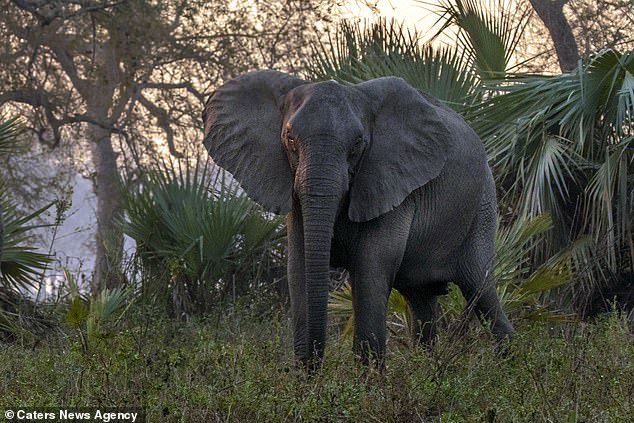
[0,304,632,422]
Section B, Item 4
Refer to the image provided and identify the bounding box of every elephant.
[202,70,514,367]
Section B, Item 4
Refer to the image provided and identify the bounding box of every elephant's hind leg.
[455,250,514,342]
[398,286,445,348]
[459,275,514,342]
[454,191,514,342]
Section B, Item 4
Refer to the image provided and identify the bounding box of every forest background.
[0,1,633,421]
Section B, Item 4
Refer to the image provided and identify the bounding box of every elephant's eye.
[351,136,365,157]
[287,137,298,153]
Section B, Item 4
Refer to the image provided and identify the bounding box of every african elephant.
[202,70,514,367]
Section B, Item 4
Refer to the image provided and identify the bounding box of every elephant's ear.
[202,70,307,214]
[349,77,451,222]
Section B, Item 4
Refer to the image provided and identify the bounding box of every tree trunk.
[529,0,580,72]
[89,122,123,291]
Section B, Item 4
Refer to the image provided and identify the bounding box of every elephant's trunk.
[298,161,343,367]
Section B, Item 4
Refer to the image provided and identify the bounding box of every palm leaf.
[119,157,285,313]
[424,0,530,79]
[0,184,53,290]
[0,116,22,156]
[306,18,480,112]
[470,49,634,276]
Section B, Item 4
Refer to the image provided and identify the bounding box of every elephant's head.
[202,70,450,364]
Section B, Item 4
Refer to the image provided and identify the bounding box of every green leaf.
[424,0,530,79]
[306,18,480,112]
[65,297,89,327]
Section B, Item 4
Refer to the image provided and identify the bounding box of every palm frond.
[119,157,285,314]
[0,116,23,156]
[328,280,411,340]
[0,187,53,291]
[424,0,530,79]
[493,214,591,320]
[306,18,480,112]
[471,49,634,276]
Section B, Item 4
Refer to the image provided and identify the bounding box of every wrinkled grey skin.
[202,70,514,367]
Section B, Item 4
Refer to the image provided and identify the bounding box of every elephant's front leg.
[350,209,413,366]
[287,210,307,361]
[350,268,392,366]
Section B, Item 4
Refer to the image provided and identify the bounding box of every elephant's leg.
[350,269,392,366]
[455,200,514,342]
[287,210,307,360]
[350,206,414,365]
[398,287,440,347]
[456,230,513,341]
[459,277,513,341]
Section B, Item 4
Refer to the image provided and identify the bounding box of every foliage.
[1,303,633,422]
[0,0,336,288]
[0,116,53,341]
[63,269,134,353]
[308,0,529,111]
[0,117,22,156]
[308,18,480,112]
[119,159,286,317]
[329,281,412,341]
[471,49,634,290]
[425,0,531,79]
[0,117,51,290]
[492,214,590,320]
[0,201,53,290]
[519,0,634,73]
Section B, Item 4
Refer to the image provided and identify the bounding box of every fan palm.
[470,49,634,289]
[307,18,480,113]
[119,158,286,317]
[425,0,530,79]
[0,117,51,289]
[308,0,529,111]
[0,116,52,339]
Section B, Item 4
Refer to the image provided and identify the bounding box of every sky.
[342,0,453,47]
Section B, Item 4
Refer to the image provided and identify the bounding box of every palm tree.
[426,2,634,297]
[119,158,286,318]
[307,0,530,110]
[0,117,52,339]
[470,49,634,298]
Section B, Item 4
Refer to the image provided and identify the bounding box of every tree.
[525,0,633,73]
[528,0,580,72]
[0,0,335,290]
[471,49,634,304]
[0,117,52,340]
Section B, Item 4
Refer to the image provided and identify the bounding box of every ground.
[0,304,632,422]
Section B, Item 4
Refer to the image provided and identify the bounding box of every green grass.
[0,304,632,422]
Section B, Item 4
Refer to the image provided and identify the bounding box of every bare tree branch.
[141,81,205,103]
[138,94,183,158]
[0,89,64,146]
